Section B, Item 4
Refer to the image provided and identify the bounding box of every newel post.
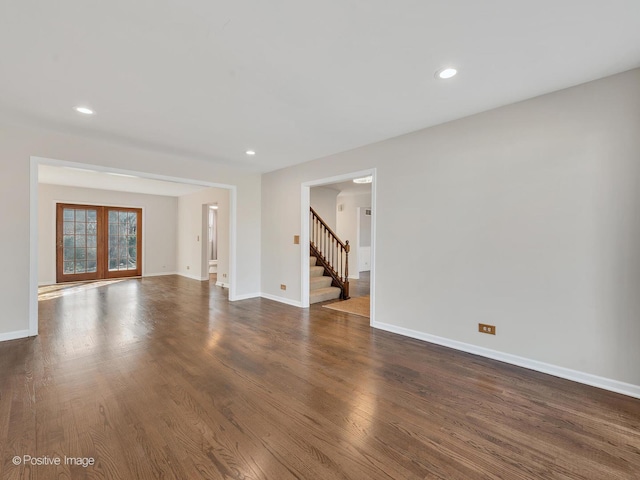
[344,241,350,279]
[343,241,350,299]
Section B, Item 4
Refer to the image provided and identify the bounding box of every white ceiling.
[326,180,372,197]
[39,165,209,197]
[2,1,640,172]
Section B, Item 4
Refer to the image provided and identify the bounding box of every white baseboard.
[0,330,31,342]
[260,293,303,308]
[215,281,230,288]
[39,279,56,286]
[178,272,207,281]
[372,321,640,400]
[144,271,178,277]
[230,292,261,301]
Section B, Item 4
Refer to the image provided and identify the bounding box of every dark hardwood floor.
[1,276,639,479]
[349,271,370,298]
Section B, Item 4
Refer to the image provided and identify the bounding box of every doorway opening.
[351,206,372,298]
[29,156,239,337]
[56,203,142,283]
[301,169,376,323]
[207,204,218,283]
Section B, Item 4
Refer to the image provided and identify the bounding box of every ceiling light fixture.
[435,67,457,79]
[75,106,95,115]
[353,176,372,184]
[245,150,256,155]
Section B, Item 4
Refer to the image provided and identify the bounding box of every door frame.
[47,200,147,285]
[55,203,144,283]
[29,156,239,337]
[55,203,105,283]
[300,168,377,325]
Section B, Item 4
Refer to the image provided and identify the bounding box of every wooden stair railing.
[310,207,350,299]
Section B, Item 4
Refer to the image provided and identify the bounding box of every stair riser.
[310,277,332,289]
[310,266,325,277]
[309,287,341,304]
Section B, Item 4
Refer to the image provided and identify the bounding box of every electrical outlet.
[293,235,300,245]
[478,323,496,335]
[223,273,227,278]
[280,284,287,290]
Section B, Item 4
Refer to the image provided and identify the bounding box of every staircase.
[309,255,341,304]
[309,207,350,304]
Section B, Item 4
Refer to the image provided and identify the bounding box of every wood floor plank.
[1,340,37,480]
[0,275,639,479]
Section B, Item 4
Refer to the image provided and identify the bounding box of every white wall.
[336,192,372,278]
[38,184,178,285]
[358,207,371,272]
[0,120,261,340]
[261,68,640,389]
[310,186,339,230]
[177,188,230,283]
[359,207,371,248]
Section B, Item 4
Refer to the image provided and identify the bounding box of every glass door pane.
[105,207,142,278]
[57,204,101,282]
[108,211,138,271]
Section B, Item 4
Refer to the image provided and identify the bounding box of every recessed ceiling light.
[353,176,372,184]
[245,150,256,155]
[435,67,457,79]
[75,106,94,115]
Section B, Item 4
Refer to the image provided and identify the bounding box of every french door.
[56,203,142,283]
